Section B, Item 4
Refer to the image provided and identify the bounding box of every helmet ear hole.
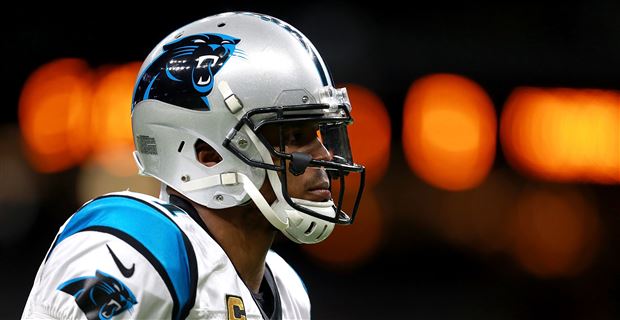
[195,139,223,167]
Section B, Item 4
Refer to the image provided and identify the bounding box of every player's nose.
[311,139,332,162]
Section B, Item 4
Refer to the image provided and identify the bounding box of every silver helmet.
[131,12,365,244]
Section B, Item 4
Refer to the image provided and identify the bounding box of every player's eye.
[285,127,318,146]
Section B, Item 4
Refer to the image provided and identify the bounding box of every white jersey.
[22,191,310,320]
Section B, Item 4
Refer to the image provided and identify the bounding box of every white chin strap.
[179,172,289,231]
[178,171,337,244]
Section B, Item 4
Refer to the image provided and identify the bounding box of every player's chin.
[304,189,332,202]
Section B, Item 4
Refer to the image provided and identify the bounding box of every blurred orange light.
[403,73,497,190]
[90,62,142,176]
[302,190,383,269]
[509,187,600,278]
[18,59,93,173]
[430,169,519,254]
[77,158,160,205]
[342,84,391,187]
[501,88,620,183]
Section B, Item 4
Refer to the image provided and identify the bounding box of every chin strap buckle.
[220,172,239,185]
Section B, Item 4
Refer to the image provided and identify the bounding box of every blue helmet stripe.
[144,72,159,100]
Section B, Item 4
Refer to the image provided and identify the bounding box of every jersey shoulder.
[266,250,310,318]
[49,190,191,258]
[27,191,198,320]
[265,250,304,285]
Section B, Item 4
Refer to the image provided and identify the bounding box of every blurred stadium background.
[2,2,619,319]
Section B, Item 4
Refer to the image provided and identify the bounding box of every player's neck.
[166,187,277,293]
[196,202,277,293]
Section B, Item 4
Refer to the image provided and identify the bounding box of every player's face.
[261,122,332,202]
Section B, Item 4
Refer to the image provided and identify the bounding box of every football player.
[22,11,365,320]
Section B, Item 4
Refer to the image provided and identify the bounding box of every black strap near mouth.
[289,152,312,176]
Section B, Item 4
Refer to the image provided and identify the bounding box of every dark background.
[2,1,620,319]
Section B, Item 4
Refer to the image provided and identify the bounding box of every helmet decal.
[134,33,241,110]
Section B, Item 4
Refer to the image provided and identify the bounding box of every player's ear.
[195,139,222,167]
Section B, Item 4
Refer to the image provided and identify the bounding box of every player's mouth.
[306,182,331,202]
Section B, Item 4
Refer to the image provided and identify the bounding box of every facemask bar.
[280,162,366,225]
[319,123,354,179]
[222,103,365,224]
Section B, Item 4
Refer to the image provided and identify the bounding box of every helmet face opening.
[223,103,365,225]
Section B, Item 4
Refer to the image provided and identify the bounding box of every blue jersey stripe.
[49,195,196,320]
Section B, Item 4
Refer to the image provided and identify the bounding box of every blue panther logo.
[58,270,138,320]
[133,33,242,110]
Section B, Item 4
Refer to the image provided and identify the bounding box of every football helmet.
[131,12,365,244]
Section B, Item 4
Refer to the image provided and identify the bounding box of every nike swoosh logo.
[106,244,135,278]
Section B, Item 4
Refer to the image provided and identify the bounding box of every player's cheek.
[285,172,305,198]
